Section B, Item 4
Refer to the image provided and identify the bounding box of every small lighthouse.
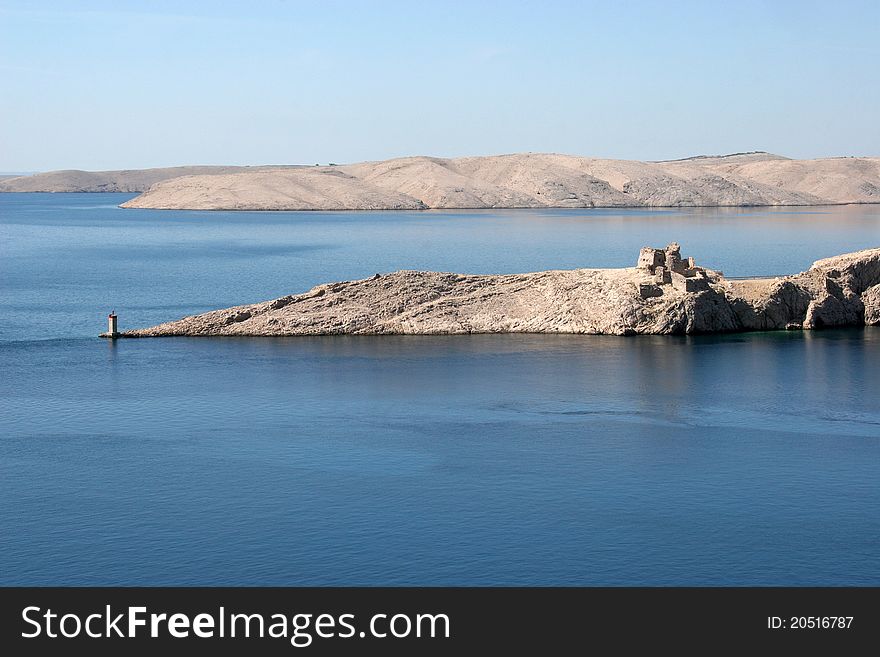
[106,311,119,338]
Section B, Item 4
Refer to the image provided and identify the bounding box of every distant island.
[0,165,307,194]
[4,152,880,209]
[111,245,880,337]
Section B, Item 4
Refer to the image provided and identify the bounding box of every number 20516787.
[768,617,853,630]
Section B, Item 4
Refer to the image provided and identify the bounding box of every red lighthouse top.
[108,311,116,318]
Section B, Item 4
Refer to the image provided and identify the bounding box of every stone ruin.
[636,242,712,298]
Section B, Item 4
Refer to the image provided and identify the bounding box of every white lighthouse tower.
[106,311,118,338]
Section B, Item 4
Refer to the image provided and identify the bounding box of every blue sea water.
[1,193,879,585]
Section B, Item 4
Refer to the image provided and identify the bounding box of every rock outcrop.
[863,284,880,325]
[116,246,880,338]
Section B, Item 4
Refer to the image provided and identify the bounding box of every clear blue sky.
[1,0,878,171]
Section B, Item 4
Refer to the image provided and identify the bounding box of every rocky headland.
[115,245,880,338]
[5,152,879,209]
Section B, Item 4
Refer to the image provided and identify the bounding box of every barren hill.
[122,153,880,210]
[5,153,879,208]
[0,165,304,193]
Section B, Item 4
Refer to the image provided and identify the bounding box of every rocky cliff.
[117,247,880,338]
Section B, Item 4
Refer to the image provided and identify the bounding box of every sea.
[1,193,879,585]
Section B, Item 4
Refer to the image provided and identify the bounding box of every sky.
[1,0,878,171]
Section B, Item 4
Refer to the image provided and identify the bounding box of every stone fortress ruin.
[636,242,715,298]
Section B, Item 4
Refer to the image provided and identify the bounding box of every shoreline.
[121,201,878,211]
[108,324,880,340]
[2,190,879,213]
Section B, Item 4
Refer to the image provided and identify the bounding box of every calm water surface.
[1,194,879,585]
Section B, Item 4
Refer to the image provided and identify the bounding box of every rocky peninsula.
[115,245,880,338]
